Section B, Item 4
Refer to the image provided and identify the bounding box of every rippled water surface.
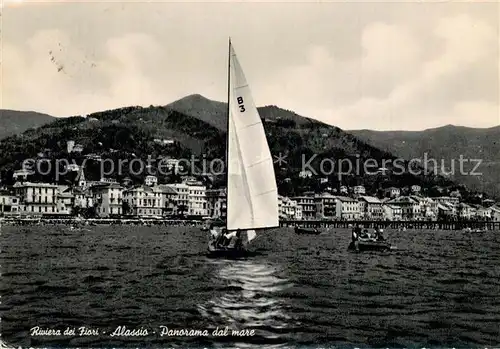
[1,225,500,348]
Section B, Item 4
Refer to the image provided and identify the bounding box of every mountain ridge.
[1,95,496,200]
[350,124,500,133]
[0,109,55,140]
[350,125,500,199]
[166,94,320,131]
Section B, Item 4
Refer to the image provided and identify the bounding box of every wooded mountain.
[0,95,488,201]
[0,110,54,139]
[350,125,500,198]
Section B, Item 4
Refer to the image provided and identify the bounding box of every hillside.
[0,95,482,201]
[350,125,500,198]
[0,105,224,186]
[0,110,54,139]
[168,95,463,197]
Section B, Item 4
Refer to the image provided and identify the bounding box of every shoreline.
[1,217,499,230]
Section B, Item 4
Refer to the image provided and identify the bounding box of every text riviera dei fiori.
[30,325,256,337]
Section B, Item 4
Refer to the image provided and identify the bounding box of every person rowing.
[233,230,244,250]
[359,228,370,240]
[375,228,385,241]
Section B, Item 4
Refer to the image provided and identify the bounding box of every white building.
[144,175,158,187]
[410,196,437,221]
[90,183,123,217]
[123,185,162,217]
[206,188,227,219]
[57,192,74,215]
[435,196,460,206]
[358,196,384,220]
[0,191,19,214]
[353,185,366,195]
[334,196,360,220]
[279,196,302,220]
[438,202,457,218]
[167,178,207,217]
[13,182,59,215]
[292,194,316,220]
[383,204,402,221]
[70,187,94,209]
[411,185,421,194]
[476,206,492,220]
[422,197,438,220]
[299,170,313,178]
[314,192,337,220]
[13,169,34,181]
[384,187,401,198]
[458,203,474,220]
[491,207,500,221]
[153,185,179,216]
[166,183,189,215]
[185,179,208,217]
[292,202,303,220]
[386,196,421,220]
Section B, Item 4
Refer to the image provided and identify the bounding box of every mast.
[225,37,231,230]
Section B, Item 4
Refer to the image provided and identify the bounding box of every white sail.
[226,42,279,231]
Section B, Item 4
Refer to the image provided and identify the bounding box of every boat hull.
[348,240,393,252]
[207,241,250,258]
[207,248,251,259]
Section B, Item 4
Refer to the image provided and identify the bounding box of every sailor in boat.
[359,228,370,241]
[212,228,231,249]
[211,229,242,250]
[374,228,385,241]
[352,224,362,241]
[351,227,358,246]
[209,224,220,243]
[213,228,227,249]
[230,230,244,251]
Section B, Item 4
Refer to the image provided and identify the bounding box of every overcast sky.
[2,0,499,130]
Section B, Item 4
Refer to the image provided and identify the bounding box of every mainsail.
[226,41,279,233]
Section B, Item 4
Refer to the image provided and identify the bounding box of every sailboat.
[207,39,279,257]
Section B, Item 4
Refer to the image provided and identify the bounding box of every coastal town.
[1,157,499,223]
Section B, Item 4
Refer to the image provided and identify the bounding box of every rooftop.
[13,182,58,188]
[387,196,418,204]
[336,196,357,202]
[359,196,382,204]
[154,185,179,195]
[90,183,123,190]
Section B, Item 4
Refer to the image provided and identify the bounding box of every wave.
[198,260,293,342]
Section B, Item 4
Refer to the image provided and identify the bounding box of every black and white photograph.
[0,0,499,348]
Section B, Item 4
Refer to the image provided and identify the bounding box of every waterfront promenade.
[282,219,500,231]
[1,217,499,230]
